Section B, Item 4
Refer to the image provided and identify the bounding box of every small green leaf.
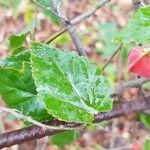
[143,139,150,150]
[139,113,150,129]
[24,5,34,25]
[95,22,117,57]
[8,32,28,52]
[51,131,79,147]
[36,0,61,25]
[140,5,150,18]
[0,49,30,70]
[0,51,52,122]
[30,42,112,124]
[114,5,150,44]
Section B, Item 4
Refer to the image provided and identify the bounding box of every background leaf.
[8,32,28,52]
[36,0,61,25]
[51,131,79,147]
[0,0,21,17]
[114,5,150,45]
[143,139,150,150]
[139,113,150,129]
[24,4,34,25]
[95,22,117,57]
[31,42,112,124]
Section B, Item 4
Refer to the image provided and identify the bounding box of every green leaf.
[139,113,150,129]
[140,6,150,26]
[51,131,79,147]
[0,51,52,122]
[12,0,21,16]
[24,4,34,25]
[8,32,28,52]
[0,49,30,70]
[143,139,150,150]
[95,22,117,57]
[114,5,150,44]
[36,0,61,25]
[30,42,112,124]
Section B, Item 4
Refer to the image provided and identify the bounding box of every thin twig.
[51,1,86,56]
[40,136,49,150]
[102,43,123,71]
[109,119,118,149]
[36,137,49,150]
[0,106,83,130]
[1,96,150,148]
[31,6,38,41]
[0,113,5,133]
[55,1,86,56]
[132,0,146,8]
[46,0,110,44]
[67,25,86,56]
[35,139,41,150]
[111,78,150,98]
[46,27,67,43]
[71,0,110,25]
